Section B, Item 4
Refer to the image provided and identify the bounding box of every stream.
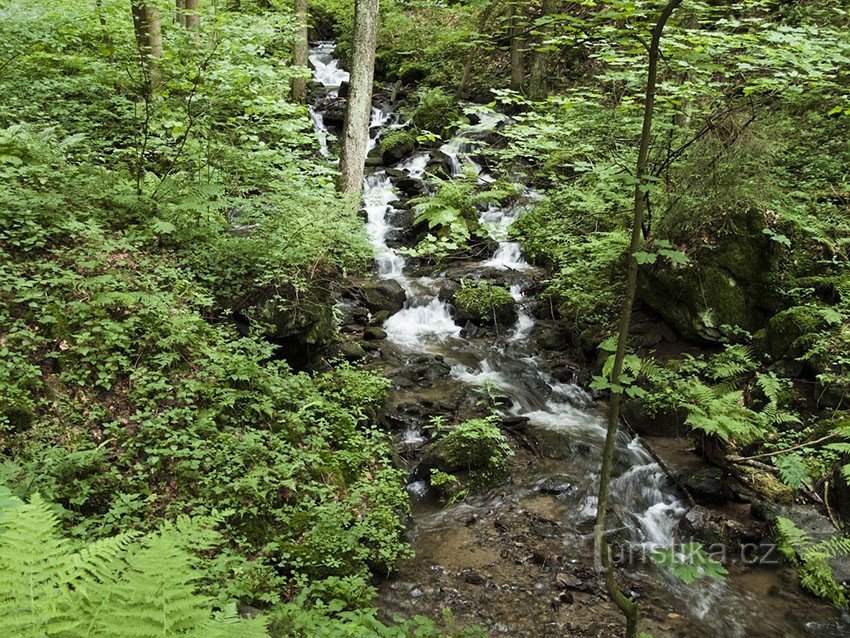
[309,43,850,638]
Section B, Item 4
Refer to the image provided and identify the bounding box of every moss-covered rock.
[360,279,407,315]
[407,87,465,135]
[377,130,416,164]
[453,280,517,327]
[766,305,828,360]
[637,210,779,342]
[419,417,512,500]
[243,290,336,365]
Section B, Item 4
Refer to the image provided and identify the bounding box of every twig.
[728,432,838,463]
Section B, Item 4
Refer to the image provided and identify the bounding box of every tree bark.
[292,0,309,104]
[592,1,684,637]
[457,0,502,98]
[96,0,115,63]
[528,0,556,100]
[131,2,164,92]
[176,0,186,26]
[337,0,379,195]
[184,0,200,32]
[509,1,524,92]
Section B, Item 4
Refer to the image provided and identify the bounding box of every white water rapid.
[309,44,850,638]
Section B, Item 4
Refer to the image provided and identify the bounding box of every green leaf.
[633,251,657,265]
[774,453,810,490]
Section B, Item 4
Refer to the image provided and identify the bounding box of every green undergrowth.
[0,0,411,621]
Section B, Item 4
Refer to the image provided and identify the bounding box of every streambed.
[309,43,850,638]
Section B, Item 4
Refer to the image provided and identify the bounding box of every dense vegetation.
[1,0,850,635]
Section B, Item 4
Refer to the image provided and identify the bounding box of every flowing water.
[309,43,850,637]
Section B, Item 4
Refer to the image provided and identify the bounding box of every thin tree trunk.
[96,0,115,63]
[185,0,200,31]
[292,0,309,104]
[132,2,164,92]
[509,1,524,92]
[337,0,379,195]
[528,0,556,99]
[457,0,501,98]
[592,1,683,637]
[176,0,186,26]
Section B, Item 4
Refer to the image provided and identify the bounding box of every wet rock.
[338,339,367,361]
[363,326,388,340]
[352,306,370,323]
[537,475,573,496]
[459,320,478,339]
[437,279,462,303]
[320,98,347,129]
[500,415,529,433]
[637,210,779,343]
[360,279,406,314]
[395,177,423,197]
[535,324,569,351]
[370,310,391,325]
[679,466,735,504]
[426,149,454,179]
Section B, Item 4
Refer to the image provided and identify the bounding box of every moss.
[736,466,795,504]
[637,209,779,342]
[407,87,465,134]
[421,417,513,500]
[767,305,828,359]
[453,280,516,326]
[378,130,416,163]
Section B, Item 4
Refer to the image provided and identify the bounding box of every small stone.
[556,573,582,590]
[363,327,388,340]
[370,310,391,325]
[538,475,574,496]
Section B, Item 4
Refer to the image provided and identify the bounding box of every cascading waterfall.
[308,44,850,637]
[308,41,349,94]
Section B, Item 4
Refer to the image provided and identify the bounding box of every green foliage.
[651,541,728,585]
[453,280,515,324]
[270,574,485,636]
[0,488,269,637]
[407,169,509,261]
[775,517,850,608]
[426,416,513,501]
[406,87,466,136]
[0,0,404,611]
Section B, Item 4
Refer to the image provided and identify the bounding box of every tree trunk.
[176,0,186,26]
[337,0,379,195]
[457,0,501,98]
[528,0,556,100]
[185,0,200,32]
[292,0,309,104]
[96,0,115,63]
[131,2,164,92]
[509,1,524,92]
[592,1,683,637]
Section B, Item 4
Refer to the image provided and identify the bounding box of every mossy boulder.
[243,291,336,366]
[407,87,465,135]
[453,281,517,327]
[766,305,828,360]
[360,279,406,315]
[377,130,416,164]
[418,417,512,500]
[637,210,778,342]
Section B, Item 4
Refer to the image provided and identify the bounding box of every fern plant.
[775,516,850,608]
[0,488,269,638]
